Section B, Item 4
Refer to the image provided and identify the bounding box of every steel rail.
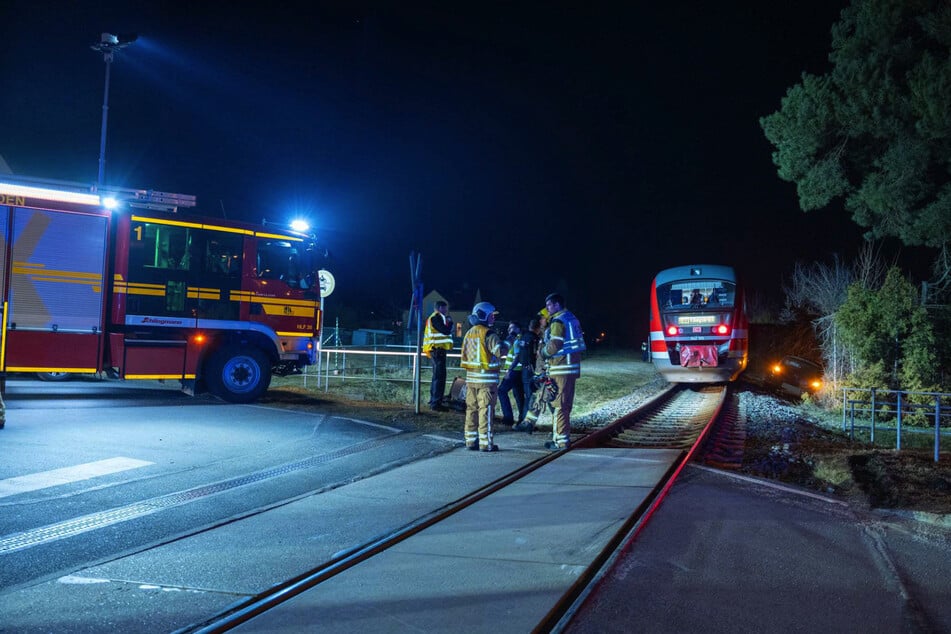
[181,384,728,634]
[539,384,730,633]
[182,445,563,633]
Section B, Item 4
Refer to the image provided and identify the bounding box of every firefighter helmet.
[471,301,498,324]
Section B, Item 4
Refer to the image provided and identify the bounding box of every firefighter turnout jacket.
[422,310,453,357]
[542,309,585,377]
[461,324,504,384]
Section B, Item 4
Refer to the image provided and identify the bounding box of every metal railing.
[307,345,462,388]
[287,345,464,414]
[841,387,951,462]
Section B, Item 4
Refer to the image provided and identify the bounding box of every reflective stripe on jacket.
[502,335,523,372]
[461,324,503,384]
[422,311,453,354]
[544,309,584,377]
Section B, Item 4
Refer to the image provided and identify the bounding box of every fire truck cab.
[0,176,325,403]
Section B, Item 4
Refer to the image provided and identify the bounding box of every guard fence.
[841,387,951,462]
[287,344,457,409]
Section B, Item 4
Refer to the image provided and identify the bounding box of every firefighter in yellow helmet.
[460,301,505,451]
[516,307,551,432]
[422,300,453,411]
[540,293,585,451]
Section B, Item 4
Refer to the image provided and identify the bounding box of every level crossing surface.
[224,446,681,633]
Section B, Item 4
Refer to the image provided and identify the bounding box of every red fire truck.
[0,175,325,402]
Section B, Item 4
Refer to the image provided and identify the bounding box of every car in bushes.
[767,356,823,397]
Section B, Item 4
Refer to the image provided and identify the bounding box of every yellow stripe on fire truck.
[13,263,104,286]
[118,281,166,297]
[130,215,303,241]
[186,287,222,300]
[239,294,317,308]
[125,373,197,380]
[256,304,316,317]
[230,291,317,310]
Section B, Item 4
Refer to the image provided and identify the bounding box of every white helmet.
[471,301,497,324]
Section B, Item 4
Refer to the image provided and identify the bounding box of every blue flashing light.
[290,219,310,232]
[102,196,119,210]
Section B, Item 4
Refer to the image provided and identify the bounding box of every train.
[649,264,748,383]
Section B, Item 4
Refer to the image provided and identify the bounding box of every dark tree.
[761,0,951,249]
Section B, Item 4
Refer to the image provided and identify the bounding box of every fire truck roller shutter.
[204,344,272,403]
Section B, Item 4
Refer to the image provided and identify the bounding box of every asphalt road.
[0,378,447,593]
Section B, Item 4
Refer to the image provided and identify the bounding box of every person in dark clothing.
[422,300,453,411]
[498,321,523,424]
[516,318,542,423]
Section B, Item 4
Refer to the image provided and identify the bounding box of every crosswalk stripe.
[0,434,398,554]
[0,457,154,499]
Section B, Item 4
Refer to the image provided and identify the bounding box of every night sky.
[0,2,930,346]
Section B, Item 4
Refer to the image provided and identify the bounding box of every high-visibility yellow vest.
[422,311,453,355]
[502,335,523,372]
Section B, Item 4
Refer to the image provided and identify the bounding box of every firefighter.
[540,293,586,451]
[515,308,550,433]
[422,300,454,411]
[460,301,505,452]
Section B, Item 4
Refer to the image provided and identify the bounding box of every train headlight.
[714,324,731,335]
[666,325,678,336]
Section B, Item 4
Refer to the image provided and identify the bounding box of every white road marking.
[0,457,153,499]
[423,433,461,444]
[689,463,849,505]
[58,575,110,585]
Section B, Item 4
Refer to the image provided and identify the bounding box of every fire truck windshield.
[257,239,318,292]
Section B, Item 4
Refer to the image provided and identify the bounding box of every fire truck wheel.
[36,372,71,382]
[206,345,272,403]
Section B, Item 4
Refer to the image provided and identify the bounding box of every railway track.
[184,384,737,633]
[591,385,728,449]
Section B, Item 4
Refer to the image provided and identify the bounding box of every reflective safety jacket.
[502,334,524,373]
[461,324,503,384]
[422,311,453,356]
[543,309,585,377]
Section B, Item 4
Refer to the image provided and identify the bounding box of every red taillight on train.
[714,324,730,335]
[666,325,678,336]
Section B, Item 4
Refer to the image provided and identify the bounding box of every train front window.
[659,281,735,310]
